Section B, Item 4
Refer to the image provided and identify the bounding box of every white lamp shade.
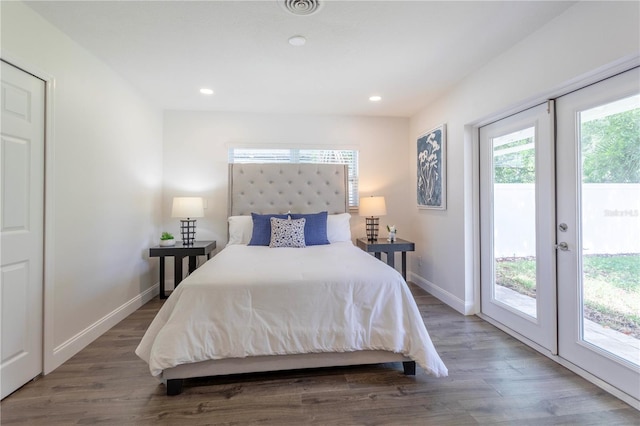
[359,196,387,217]
[171,197,204,218]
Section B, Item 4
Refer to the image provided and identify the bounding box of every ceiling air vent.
[282,0,322,16]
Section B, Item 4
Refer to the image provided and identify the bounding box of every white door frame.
[0,52,57,375]
[471,55,640,408]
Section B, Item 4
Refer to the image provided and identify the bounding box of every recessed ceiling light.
[369,95,382,102]
[200,88,214,95]
[288,35,307,46]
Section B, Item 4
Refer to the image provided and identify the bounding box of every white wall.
[493,184,537,258]
[162,111,409,264]
[494,184,640,257]
[580,184,640,255]
[408,1,640,314]
[1,2,164,372]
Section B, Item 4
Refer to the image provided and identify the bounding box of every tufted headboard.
[228,163,349,216]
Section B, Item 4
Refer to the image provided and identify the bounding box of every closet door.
[479,103,557,352]
[1,61,45,399]
[556,67,639,400]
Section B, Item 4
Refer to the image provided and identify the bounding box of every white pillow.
[327,213,351,243]
[227,215,253,245]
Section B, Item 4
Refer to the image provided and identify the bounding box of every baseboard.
[408,272,474,315]
[46,284,158,374]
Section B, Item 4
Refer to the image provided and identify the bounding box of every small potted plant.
[160,231,175,247]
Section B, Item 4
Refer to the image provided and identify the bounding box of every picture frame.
[417,124,446,210]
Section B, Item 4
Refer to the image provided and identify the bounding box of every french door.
[480,103,557,353]
[556,68,639,400]
[481,67,639,402]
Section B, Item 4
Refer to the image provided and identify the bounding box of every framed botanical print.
[417,124,446,210]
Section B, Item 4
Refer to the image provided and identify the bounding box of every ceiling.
[25,0,576,117]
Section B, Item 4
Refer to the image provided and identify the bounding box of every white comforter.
[136,242,448,378]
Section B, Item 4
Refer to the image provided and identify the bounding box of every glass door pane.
[579,95,640,366]
[493,127,537,318]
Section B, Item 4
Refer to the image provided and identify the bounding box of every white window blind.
[228,148,359,207]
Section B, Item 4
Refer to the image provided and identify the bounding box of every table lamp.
[359,196,387,242]
[171,197,204,246]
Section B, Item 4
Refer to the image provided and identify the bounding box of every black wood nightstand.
[356,238,415,280]
[149,241,216,299]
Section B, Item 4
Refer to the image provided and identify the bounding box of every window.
[228,148,359,207]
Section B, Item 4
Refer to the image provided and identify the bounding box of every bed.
[136,163,447,395]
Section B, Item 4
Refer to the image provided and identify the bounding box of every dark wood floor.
[1,284,638,425]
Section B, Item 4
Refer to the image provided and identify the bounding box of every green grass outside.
[495,254,640,338]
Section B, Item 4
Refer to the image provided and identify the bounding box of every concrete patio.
[495,285,640,366]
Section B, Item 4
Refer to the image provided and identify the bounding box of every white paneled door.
[1,61,45,399]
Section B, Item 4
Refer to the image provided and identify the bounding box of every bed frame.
[162,163,415,395]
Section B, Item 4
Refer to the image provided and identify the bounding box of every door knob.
[555,242,569,251]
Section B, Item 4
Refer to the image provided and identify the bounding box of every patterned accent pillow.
[269,217,306,248]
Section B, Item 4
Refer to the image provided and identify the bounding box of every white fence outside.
[494,184,640,258]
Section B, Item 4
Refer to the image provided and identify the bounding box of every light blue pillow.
[248,213,288,246]
[290,211,329,246]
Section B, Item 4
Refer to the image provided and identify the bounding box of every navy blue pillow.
[290,211,329,246]
[248,213,288,246]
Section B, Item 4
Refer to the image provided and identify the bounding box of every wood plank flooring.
[1,284,638,425]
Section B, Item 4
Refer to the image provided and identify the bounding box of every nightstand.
[149,241,216,299]
[356,238,415,280]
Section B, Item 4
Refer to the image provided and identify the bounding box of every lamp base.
[179,219,197,246]
[365,216,379,242]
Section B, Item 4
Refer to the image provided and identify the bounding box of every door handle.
[555,242,569,251]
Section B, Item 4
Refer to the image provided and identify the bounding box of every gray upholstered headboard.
[228,163,349,216]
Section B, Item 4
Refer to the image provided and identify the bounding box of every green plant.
[160,231,174,240]
[581,108,640,184]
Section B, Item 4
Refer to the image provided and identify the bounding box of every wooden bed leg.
[402,361,416,375]
[166,379,183,396]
